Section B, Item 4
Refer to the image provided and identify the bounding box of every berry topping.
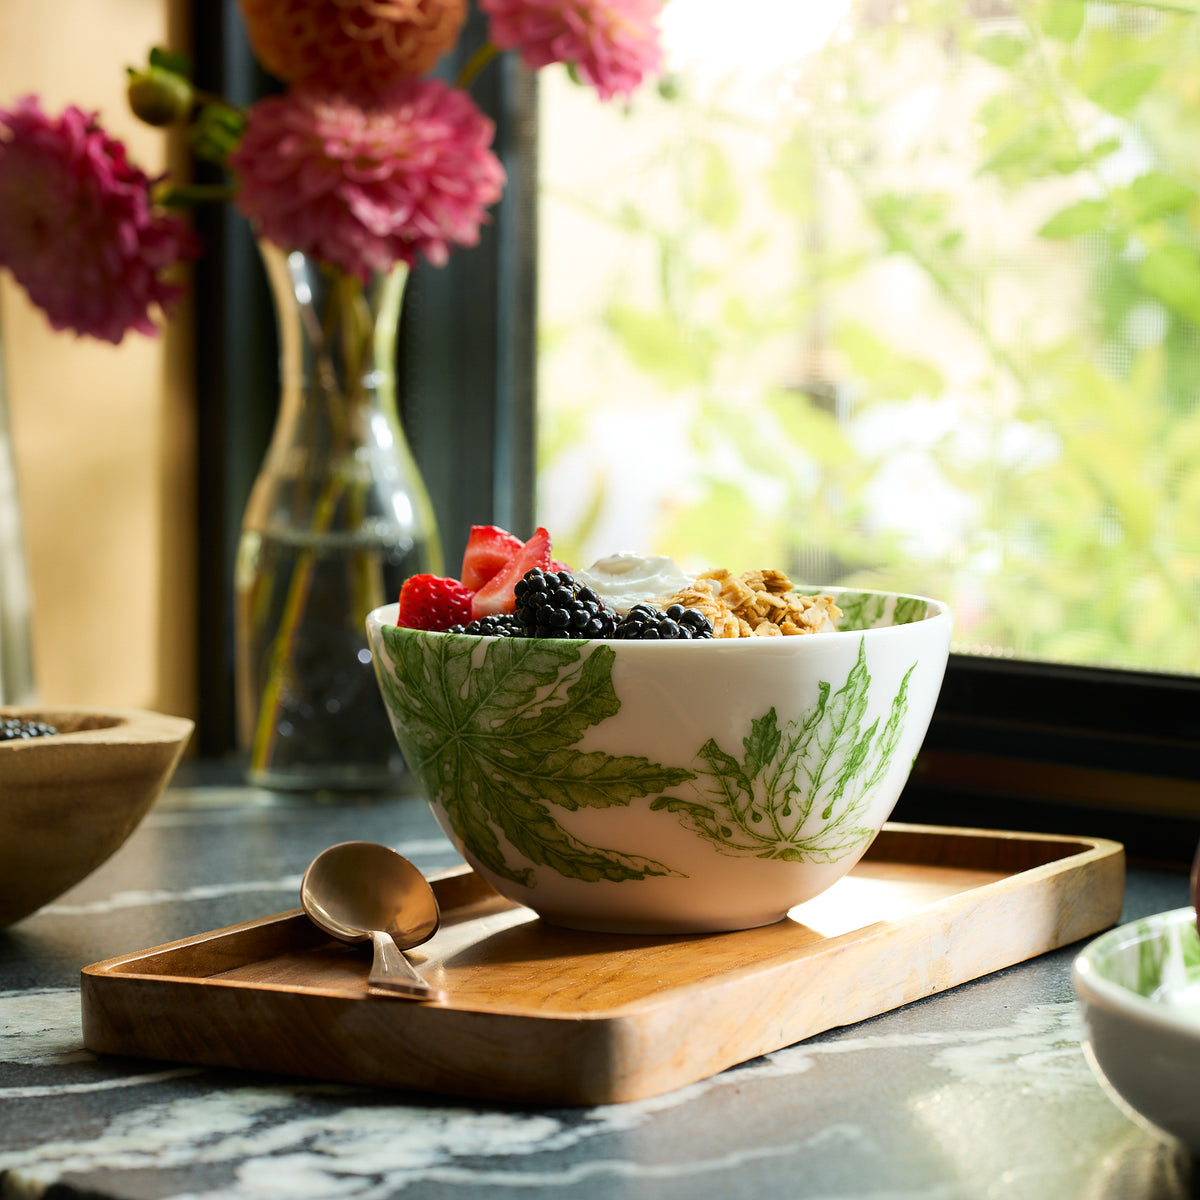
[0,717,59,742]
[396,573,475,632]
[447,612,525,637]
[613,602,714,640]
[460,525,525,592]
[513,568,619,639]
[470,527,553,619]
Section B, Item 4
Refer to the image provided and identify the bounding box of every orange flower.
[238,0,467,96]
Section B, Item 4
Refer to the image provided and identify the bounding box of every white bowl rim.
[367,584,952,644]
[1072,907,1200,1040]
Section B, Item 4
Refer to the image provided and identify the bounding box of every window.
[538,0,1199,679]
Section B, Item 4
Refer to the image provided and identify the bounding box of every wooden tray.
[81,823,1124,1106]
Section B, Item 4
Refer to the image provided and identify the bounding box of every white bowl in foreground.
[1073,907,1200,1154]
[368,586,952,934]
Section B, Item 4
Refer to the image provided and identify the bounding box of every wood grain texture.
[80,823,1125,1106]
[1,707,194,926]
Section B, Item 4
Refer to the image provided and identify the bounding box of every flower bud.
[127,67,193,127]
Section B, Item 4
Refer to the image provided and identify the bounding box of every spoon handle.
[368,929,447,1002]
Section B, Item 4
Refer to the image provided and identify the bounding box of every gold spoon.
[300,841,447,1002]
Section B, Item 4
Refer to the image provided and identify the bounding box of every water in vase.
[235,522,435,792]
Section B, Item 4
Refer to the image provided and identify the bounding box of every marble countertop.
[0,781,1194,1200]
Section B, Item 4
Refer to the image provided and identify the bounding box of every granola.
[660,568,841,639]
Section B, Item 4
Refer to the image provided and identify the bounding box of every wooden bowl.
[0,707,194,927]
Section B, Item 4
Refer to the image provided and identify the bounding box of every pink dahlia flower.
[230,81,506,278]
[479,0,663,102]
[0,97,196,344]
[239,0,467,98]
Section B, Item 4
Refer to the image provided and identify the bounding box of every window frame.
[899,656,1200,864]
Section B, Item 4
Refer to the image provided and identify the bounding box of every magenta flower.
[0,97,197,344]
[479,0,663,102]
[230,80,506,279]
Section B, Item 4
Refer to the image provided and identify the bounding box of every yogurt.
[575,553,696,615]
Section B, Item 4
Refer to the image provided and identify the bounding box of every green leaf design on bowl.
[818,589,932,630]
[651,640,913,861]
[1092,914,1200,998]
[377,627,692,887]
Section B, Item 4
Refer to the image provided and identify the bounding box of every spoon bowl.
[301,841,446,1002]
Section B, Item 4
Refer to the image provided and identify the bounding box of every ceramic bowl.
[367,587,952,934]
[1072,908,1200,1154]
[0,706,194,927]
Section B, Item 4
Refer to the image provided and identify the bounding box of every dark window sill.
[897,654,1200,868]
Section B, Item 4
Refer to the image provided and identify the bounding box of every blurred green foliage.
[538,0,1200,674]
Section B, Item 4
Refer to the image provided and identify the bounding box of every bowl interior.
[1077,908,1200,1013]
[0,709,125,737]
[0,707,194,927]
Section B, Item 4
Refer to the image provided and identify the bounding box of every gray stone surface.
[0,785,1194,1199]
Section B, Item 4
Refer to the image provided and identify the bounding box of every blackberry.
[0,717,59,741]
[613,602,714,640]
[447,612,525,637]
[512,568,619,639]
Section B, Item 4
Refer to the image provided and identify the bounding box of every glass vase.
[234,243,443,792]
[0,309,36,707]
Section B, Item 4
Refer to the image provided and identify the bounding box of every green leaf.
[973,33,1028,68]
[1087,63,1161,116]
[650,640,913,864]
[892,597,931,626]
[1138,244,1200,327]
[1124,172,1196,223]
[865,665,915,792]
[376,628,690,886]
[834,322,944,399]
[830,591,890,631]
[1038,199,1109,239]
[765,388,856,467]
[148,46,192,78]
[188,102,246,166]
[604,303,710,390]
[1040,0,1086,42]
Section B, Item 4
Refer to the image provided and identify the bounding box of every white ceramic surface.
[1072,907,1200,1154]
[368,587,952,934]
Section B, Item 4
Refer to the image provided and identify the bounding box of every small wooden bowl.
[0,707,194,927]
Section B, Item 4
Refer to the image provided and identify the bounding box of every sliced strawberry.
[396,574,474,632]
[460,524,524,592]
[550,559,573,574]
[470,527,553,619]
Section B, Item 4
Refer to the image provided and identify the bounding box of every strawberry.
[470,527,553,619]
[460,524,524,591]
[396,574,474,632]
